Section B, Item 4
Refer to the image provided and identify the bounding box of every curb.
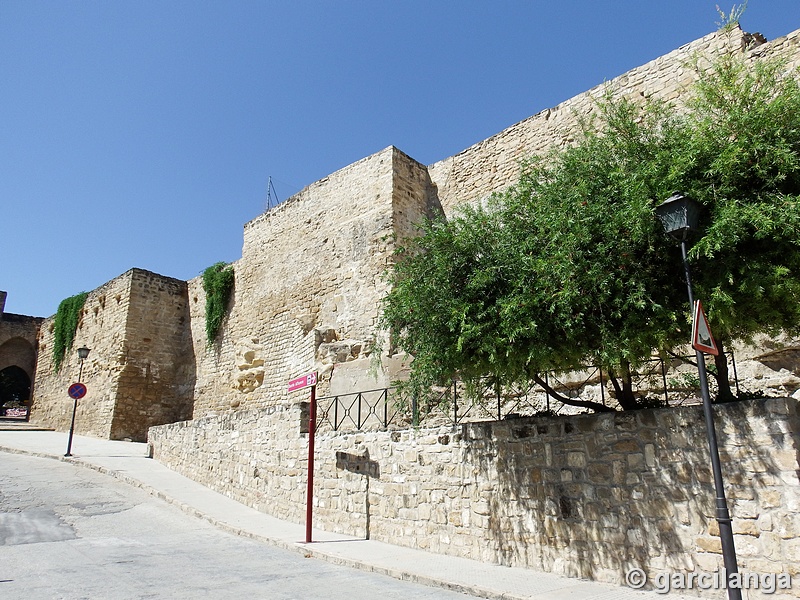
[0,444,524,600]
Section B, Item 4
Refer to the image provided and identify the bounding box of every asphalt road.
[0,452,475,600]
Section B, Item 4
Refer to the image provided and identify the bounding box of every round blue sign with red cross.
[68,382,87,399]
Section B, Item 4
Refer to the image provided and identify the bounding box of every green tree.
[382,54,800,411]
[384,99,689,410]
[685,54,800,399]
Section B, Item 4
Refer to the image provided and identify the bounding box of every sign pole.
[65,363,88,457]
[287,371,319,544]
[64,395,79,457]
[305,383,316,543]
[680,240,741,600]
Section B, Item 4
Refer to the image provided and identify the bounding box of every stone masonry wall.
[30,269,194,441]
[188,146,439,417]
[110,269,194,441]
[154,25,800,421]
[0,312,43,380]
[30,272,133,437]
[428,27,800,216]
[150,398,800,597]
[0,308,44,415]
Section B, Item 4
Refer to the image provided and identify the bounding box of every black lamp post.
[65,345,90,457]
[655,193,741,600]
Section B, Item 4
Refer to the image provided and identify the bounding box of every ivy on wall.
[52,292,88,372]
[203,262,235,346]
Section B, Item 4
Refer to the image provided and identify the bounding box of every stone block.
[644,444,656,468]
[695,536,722,554]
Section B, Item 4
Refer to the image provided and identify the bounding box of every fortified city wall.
[178,25,800,422]
[146,24,800,597]
[0,291,43,384]
[27,148,437,437]
[429,28,800,215]
[27,26,800,437]
[30,269,193,440]
[25,26,800,431]
[185,146,439,418]
[16,22,800,597]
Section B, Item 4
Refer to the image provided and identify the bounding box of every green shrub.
[52,292,88,372]
[203,262,235,345]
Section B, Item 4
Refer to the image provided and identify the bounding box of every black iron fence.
[316,351,746,432]
[317,387,402,432]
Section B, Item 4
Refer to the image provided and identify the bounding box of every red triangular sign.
[692,300,719,355]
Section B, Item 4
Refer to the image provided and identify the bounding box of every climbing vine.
[203,262,235,346]
[52,292,88,372]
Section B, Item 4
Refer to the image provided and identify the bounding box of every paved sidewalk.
[0,425,697,600]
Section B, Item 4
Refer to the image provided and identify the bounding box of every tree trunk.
[712,340,737,403]
[607,363,639,410]
[531,374,615,413]
[668,344,738,403]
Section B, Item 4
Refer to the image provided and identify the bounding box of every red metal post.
[305,384,316,543]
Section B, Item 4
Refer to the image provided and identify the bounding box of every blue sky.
[1,1,798,317]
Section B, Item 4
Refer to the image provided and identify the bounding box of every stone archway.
[0,337,37,418]
[0,337,37,377]
[0,365,31,415]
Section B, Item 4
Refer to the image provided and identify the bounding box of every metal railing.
[317,387,402,431]
[315,351,744,432]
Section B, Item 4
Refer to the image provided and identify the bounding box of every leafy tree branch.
[382,53,800,412]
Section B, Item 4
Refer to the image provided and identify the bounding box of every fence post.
[453,380,458,428]
[496,379,502,421]
[599,367,605,406]
[545,372,551,412]
[730,351,741,396]
[661,357,670,406]
[333,396,339,431]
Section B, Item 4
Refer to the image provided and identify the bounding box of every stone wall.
[31,273,132,437]
[110,270,194,440]
[16,146,440,434]
[187,146,439,418]
[0,296,44,414]
[16,25,800,438]
[30,269,194,441]
[428,27,800,216]
[0,311,43,381]
[150,397,800,597]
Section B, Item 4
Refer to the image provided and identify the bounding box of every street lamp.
[65,345,90,457]
[655,193,741,600]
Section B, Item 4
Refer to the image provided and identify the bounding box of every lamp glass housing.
[655,193,702,241]
[77,346,91,360]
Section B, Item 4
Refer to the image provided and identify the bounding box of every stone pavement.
[0,423,698,600]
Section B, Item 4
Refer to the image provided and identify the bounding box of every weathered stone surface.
[29,269,194,441]
[428,28,800,216]
[0,296,43,416]
[150,398,800,594]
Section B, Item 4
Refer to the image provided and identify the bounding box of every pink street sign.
[288,371,318,393]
